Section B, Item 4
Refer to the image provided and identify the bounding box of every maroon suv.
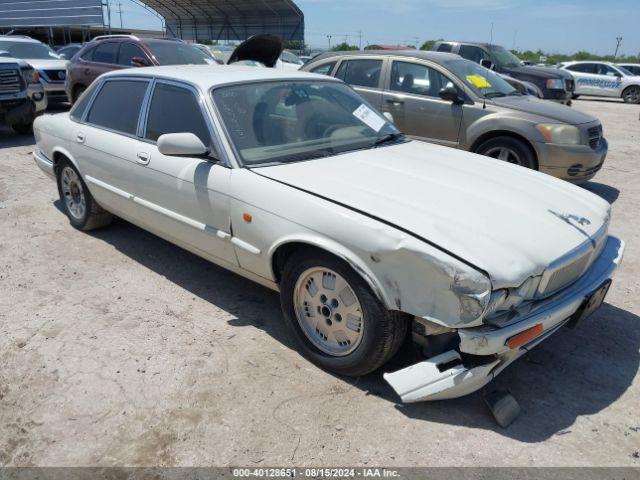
[64,35,213,103]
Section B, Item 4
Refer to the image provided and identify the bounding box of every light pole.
[614,37,622,58]
[327,35,332,50]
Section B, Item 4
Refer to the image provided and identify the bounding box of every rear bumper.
[537,138,608,183]
[33,149,56,179]
[384,235,625,402]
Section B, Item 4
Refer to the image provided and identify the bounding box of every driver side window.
[118,43,148,67]
[390,61,454,98]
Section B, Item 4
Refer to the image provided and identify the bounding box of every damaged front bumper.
[384,235,625,403]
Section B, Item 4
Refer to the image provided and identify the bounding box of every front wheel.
[11,121,33,135]
[56,159,113,230]
[622,86,640,104]
[280,250,408,377]
[475,136,537,170]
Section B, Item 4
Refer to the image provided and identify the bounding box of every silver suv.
[303,51,608,183]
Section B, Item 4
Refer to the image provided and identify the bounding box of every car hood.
[489,95,598,125]
[228,34,283,68]
[255,141,610,288]
[24,58,68,70]
[505,65,571,80]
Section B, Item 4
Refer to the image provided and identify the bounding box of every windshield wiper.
[372,132,405,148]
[508,90,524,96]
[484,92,507,98]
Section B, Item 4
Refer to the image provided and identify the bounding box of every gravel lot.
[0,98,639,467]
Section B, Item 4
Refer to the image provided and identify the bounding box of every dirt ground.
[0,97,639,467]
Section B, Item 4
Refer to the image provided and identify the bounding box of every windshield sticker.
[353,104,386,132]
[466,74,492,89]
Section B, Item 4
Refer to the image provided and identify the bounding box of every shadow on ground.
[0,129,35,149]
[582,181,620,204]
[80,210,638,442]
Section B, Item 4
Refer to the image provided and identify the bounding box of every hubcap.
[61,166,86,220]
[484,146,522,165]
[625,88,640,103]
[294,267,364,356]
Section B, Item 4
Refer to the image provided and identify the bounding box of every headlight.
[536,123,582,145]
[22,68,40,84]
[546,78,564,90]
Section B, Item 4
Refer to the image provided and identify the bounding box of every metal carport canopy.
[140,0,304,42]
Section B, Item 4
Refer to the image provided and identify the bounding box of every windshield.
[488,45,521,68]
[444,59,517,98]
[212,81,401,166]
[210,46,234,63]
[617,65,634,76]
[0,40,60,60]
[281,50,303,65]
[145,40,210,65]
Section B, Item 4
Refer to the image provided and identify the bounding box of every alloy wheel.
[60,166,86,220]
[294,267,364,356]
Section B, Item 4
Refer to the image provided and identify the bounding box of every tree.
[333,42,359,51]
[420,39,441,51]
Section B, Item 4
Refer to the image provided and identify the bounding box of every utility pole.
[490,22,494,45]
[118,2,123,29]
[106,0,112,34]
[358,30,363,50]
[614,37,622,58]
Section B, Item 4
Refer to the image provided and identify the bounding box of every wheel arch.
[469,130,539,170]
[51,147,80,175]
[621,84,640,100]
[269,236,393,309]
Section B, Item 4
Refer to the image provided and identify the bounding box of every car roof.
[563,60,614,65]
[308,49,460,64]
[101,64,339,89]
[0,35,39,43]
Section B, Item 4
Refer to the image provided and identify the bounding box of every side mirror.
[439,86,464,104]
[383,112,395,124]
[131,56,150,67]
[157,133,208,156]
[480,59,494,70]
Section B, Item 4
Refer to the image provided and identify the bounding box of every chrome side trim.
[85,175,232,239]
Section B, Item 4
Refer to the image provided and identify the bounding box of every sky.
[110,0,639,56]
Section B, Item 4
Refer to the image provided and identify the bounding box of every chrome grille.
[537,223,608,297]
[0,68,22,94]
[588,125,603,150]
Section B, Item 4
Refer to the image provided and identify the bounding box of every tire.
[571,94,580,100]
[73,86,86,104]
[280,249,408,377]
[475,136,537,170]
[621,86,640,104]
[11,121,33,134]
[56,158,113,231]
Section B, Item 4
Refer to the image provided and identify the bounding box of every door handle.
[76,132,85,143]
[386,98,405,105]
[136,152,150,165]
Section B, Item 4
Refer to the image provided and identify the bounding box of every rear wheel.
[11,121,33,134]
[56,159,113,230]
[475,136,537,170]
[622,86,640,104]
[280,250,408,376]
[73,86,86,104]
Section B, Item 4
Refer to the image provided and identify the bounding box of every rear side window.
[310,62,336,76]
[70,82,99,121]
[566,63,595,73]
[87,80,149,135]
[118,43,147,66]
[91,42,119,64]
[144,83,211,146]
[335,59,383,88]
[458,45,490,64]
[436,43,453,53]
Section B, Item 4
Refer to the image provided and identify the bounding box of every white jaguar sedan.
[33,66,624,402]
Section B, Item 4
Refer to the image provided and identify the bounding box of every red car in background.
[64,35,213,103]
